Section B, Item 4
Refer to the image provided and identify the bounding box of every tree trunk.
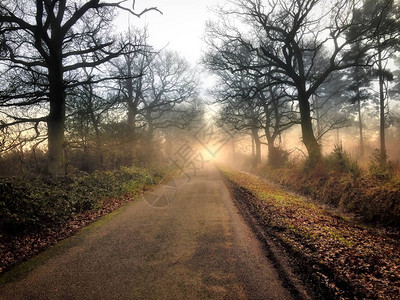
[265,132,279,167]
[126,72,140,161]
[263,100,278,166]
[267,143,276,166]
[298,94,321,165]
[47,64,66,176]
[94,126,103,168]
[82,117,90,172]
[264,113,280,167]
[378,43,386,166]
[47,106,65,175]
[127,104,137,136]
[251,129,261,166]
[126,60,141,138]
[251,133,255,159]
[126,72,136,133]
[357,97,365,157]
[313,95,322,138]
[89,108,103,168]
[145,120,154,163]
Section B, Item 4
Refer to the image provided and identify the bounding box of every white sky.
[115,0,223,66]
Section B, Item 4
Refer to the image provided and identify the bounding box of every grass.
[254,161,400,226]
[218,164,400,299]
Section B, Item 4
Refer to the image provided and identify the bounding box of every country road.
[0,164,302,299]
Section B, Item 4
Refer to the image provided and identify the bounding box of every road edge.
[218,166,321,300]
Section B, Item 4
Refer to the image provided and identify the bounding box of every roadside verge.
[0,167,166,278]
[218,165,400,299]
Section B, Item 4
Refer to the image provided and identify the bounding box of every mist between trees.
[203,0,400,171]
[0,0,400,177]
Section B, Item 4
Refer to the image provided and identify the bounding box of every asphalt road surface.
[0,164,296,299]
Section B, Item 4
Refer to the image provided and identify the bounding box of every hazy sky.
[115,0,223,65]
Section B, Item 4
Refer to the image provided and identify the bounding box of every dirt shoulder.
[218,164,400,299]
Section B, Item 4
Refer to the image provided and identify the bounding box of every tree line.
[203,0,400,167]
[0,1,202,176]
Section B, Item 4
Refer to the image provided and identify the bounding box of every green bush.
[268,147,289,168]
[320,144,362,183]
[0,167,164,235]
[368,149,393,181]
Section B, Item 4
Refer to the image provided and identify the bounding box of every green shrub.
[0,166,165,235]
[368,149,393,181]
[321,144,362,183]
[268,146,290,168]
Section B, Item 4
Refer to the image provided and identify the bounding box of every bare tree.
[206,0,377,165]
[204,22,297,166]
[109,27,154,137]
[139,50,199,160]
[0,0,159,175]
[66,64,120,170]
[207,63,296,165]
[212,70,265,165]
